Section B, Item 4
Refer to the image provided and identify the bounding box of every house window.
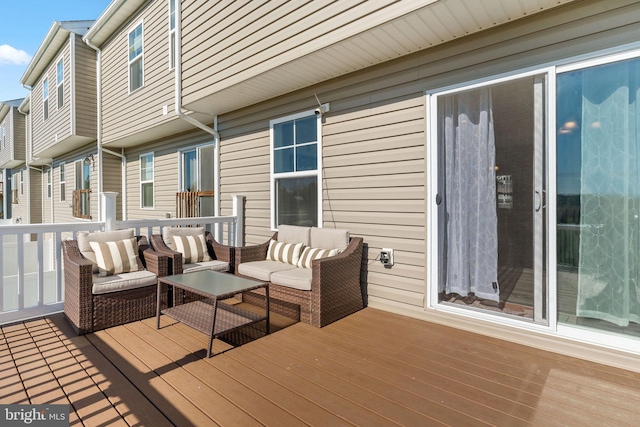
[128,22,144,92]
[270,110,322,228]
[43,78,49,121]
[20,170,24,196]
[169,0,176,69]
[57,58,64,109]
[140,152,154,208]
[46,168,52,199]
[59,162,66,202]
[11,173,18,204]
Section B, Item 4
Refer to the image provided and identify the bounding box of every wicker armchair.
[62,235,169,335]
[150,229,234,275]
[235,228,364,327]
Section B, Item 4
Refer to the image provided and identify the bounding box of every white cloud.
[0,44,31,65]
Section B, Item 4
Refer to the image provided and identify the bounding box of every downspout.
[174,2,221,221]
[84,38,105,222]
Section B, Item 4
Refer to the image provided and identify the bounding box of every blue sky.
[0,0,111,102]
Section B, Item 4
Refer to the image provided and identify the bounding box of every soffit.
[184,0,576,114]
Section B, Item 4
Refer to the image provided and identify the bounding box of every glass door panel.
[557,56,640,338]
[435,75,547,323]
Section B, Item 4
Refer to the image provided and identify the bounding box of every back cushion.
[277,225,311,246]
[162,227,206,251]
[77,229,136,273]
[310,228,350,251]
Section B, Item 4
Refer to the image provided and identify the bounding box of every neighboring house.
[19,20,98,223]
[83,0,217,223]
[0,99,26,223]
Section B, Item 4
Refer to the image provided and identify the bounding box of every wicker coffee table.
[156,270,269,357]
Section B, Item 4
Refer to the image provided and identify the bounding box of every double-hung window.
[57,58,64,109]
[46,168,52,199]
[169,0,176,69]
[59,162,66,202]
[43,78,49,121]
[128,22,144,92]
[140,153,154,209]
[270,110,323,228]
[20,170,24,196]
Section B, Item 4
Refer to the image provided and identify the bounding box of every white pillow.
[266,240,304,266]
[172,234,212,264]
[89,238,142,277]
[297,246,339,269]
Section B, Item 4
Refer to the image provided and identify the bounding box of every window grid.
[43,78,49,121]
[59,162,66,202]
[128,22,144,92]
[169,0,176,69]
[140,153,154,209]
[57,58,64,109]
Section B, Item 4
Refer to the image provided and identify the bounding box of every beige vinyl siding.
[0,114,12,166]
[124,129,213,220]
[181,0,411,104]
[29,169,43,224]
[13,111,26,161]
[74,36,97,139]
[100,0,177,145]
[11,167,28,224]
[32,41,73,156]
[216,0,640,310]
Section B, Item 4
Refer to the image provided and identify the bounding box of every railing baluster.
[17,234,24,311]
[37,232,44,306]
[56,231,63,303]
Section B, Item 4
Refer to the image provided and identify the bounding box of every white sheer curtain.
[441,88,500,302]
[577,59,640,327]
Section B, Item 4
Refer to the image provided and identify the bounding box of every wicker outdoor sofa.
[62,229,169,335]
[235,225,364,327]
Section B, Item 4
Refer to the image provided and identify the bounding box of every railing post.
[231,194,245,247]
[101,192,118,231]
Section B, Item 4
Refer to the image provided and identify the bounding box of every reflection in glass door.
[557,56,640,339]
[433,74,547,323]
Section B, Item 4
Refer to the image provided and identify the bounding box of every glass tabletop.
[160,270,266,297]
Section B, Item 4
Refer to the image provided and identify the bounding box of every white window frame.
[269,107,325,230]
[168,0,177,69]
[43,77,49,121]
[128,20,144,93]
[140,152,154,209]
[20,170,24,196]
[46,168,52,199]
[56,58,64,109]
[59,162,66,202]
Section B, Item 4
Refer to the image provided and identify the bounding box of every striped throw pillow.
[266,240,304,265]
[297,246,340,269]
[172,234,212,264]
[89,238,142,277]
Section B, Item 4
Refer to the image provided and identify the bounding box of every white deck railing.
[0,194,244,325]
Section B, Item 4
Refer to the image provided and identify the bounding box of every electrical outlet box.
[380,248,394,267]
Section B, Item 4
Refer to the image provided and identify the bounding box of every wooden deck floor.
[2,307,640,426]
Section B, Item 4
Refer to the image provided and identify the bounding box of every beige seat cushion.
[77,229,136,273]
[183,260,230,274]
[270,268,313,291]
[310,227,350,251]
[237,260,297,282]
[277,225,311,246]
[162,227,206,251]
[92,270,157,295]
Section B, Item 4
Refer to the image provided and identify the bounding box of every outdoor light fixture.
[83,154,95,170]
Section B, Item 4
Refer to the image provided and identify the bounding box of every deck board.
[2,307,640,426]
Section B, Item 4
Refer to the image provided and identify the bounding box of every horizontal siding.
[13,111,26,161]
[11,167,28,224]
[101,0,177,144]
[0,113,12,166]
[51,145,99,223]
[29,169,43,224]
[102,152,123,220]
[32,40,73,156]
[74,36,98,139]
[181,0,403,99]
[215,0,640,310]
